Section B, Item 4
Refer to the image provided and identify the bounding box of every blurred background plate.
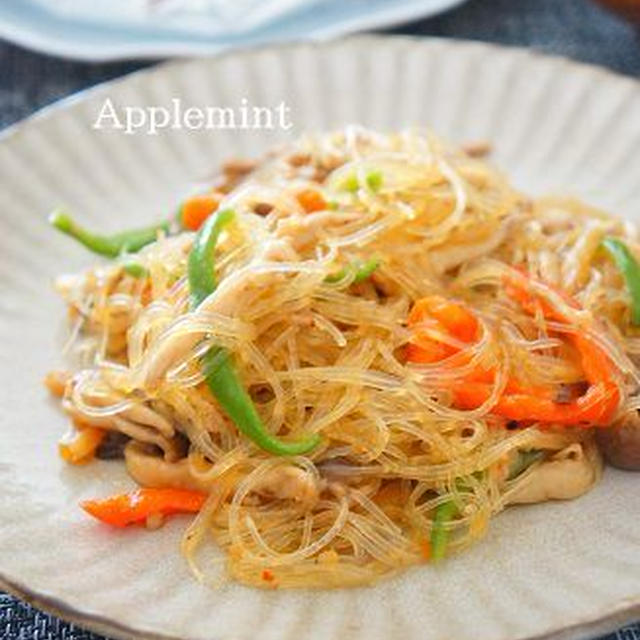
[1,35,640,640]
[0,0,467,61]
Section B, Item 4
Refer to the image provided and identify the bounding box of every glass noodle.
[51,127,638,589]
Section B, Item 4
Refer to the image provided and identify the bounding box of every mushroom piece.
[124,441,211,492]
[141,266,287,386]
[253,465,321,507]
[507,442,601,505]
[64,403,184,462]
[596,411,640,471]
[275,210,361,253]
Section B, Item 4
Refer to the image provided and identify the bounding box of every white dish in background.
[0,0,467,61]
[1,36,640,640]
[28,0,321,36]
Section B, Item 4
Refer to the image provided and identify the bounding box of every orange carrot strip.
[59,427,106,465]
[44,370,71,397]
[180,195,220,231]
[420,539,431,562]
[296,189,327,213]
[81,488,207,528]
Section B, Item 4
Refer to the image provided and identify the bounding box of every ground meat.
[288,153,311,167]
[222,158,257,177]
[209,158,259,193]
[253,202,274,216]
[462,141,492,158]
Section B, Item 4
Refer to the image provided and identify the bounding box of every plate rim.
[1,33,639,640]
[3,542,639,640]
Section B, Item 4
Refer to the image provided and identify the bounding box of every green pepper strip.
[49,210,170,258]
[430,500,457,562]
[325,257,380,284]
[188,209,321,456]
[601,237,640,325]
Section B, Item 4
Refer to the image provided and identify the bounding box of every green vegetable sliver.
[507,449,544,480]
[365,170,383,192]
[202,349,321,456]
[188,209,321,456]
[187,208,236,308]
[325,257,381,284]
[122,261,148,278]
[340,170,384,193]
[49,209,169,258]
[601,237,640,325]
[430,500,457,562]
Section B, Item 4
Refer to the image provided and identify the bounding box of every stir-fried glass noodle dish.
[46,127,640,589]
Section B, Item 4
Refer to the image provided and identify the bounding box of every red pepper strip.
[462,366,554,397]
[503,268,579,323]
[451,381,619,424]
[407,279,621,426]
[471,272,621,425]
[409,296,479,342]
[503,272,618,385]
[406,296,479,364]
[81,488,207,528]
[408,296,553,398]
[408,295,555,397]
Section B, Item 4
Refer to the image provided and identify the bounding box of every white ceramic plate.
[0,0,466,61]
[1,36,640,640]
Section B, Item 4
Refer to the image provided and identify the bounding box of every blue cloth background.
[0,0,639,638]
